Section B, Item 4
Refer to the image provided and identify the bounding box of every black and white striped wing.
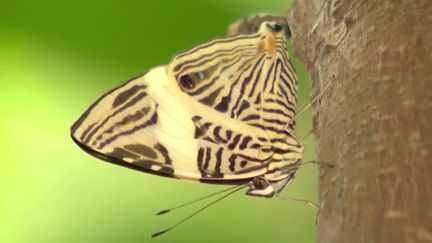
[167,22,300,167]
[71,67,269,183]
[71,21,300,184]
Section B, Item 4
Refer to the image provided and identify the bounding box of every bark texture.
[288,1,432,243]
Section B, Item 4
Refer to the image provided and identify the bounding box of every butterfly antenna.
[151,184,248,238]
[285,77,333,129]
[155,185,244,216]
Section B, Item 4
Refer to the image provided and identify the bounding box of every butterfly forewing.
[71,21,302,187]
[71,66,268,182]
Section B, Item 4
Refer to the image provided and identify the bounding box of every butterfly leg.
[301,160,334,168]
[300,128,314,141]
[275,194,318,209]
[285,76,334,129]
[281,160,334,175]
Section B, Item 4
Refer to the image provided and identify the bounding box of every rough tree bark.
[287,1,432,243]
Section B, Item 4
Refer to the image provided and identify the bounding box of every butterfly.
[71,18,305,236]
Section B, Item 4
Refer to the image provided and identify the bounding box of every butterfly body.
[71,21,302,198]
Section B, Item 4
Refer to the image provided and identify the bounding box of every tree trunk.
[287,1,432,243]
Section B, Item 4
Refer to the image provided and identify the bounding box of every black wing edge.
[68,70,178,179]
[71,133,251,185]
[70,133,177,179]
[69,68,252,185]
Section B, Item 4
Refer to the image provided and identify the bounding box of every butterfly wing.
[71,66,269,183]
[71,21,302,185]
[167,22,302,168]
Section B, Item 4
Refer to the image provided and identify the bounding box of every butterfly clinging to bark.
[71,16,305,235]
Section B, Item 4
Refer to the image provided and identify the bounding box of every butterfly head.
[258,21,286,55]
[246,159,301,198]
[228,14,291,37]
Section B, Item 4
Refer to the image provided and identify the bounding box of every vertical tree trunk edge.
[287,1,432,243]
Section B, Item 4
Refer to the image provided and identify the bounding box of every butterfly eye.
[179,74,195,90]
[273,24,283,32]
[252,177,269,190]
[267,23,283,33]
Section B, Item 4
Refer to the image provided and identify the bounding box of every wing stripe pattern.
[82,87,148,144]
[169,26,303,171]
[174,45,256,73]
[175,33,261,59]
[71,22,304,185]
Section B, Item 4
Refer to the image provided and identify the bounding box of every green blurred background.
[0,0,317,242]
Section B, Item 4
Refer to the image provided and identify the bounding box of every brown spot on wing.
[124,144,157,159]
[108,147,140,161]
[154,143,173,164]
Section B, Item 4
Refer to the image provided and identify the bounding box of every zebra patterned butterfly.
[71,20,302,215]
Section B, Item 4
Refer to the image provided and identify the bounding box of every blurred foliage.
[0,0,317,242]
